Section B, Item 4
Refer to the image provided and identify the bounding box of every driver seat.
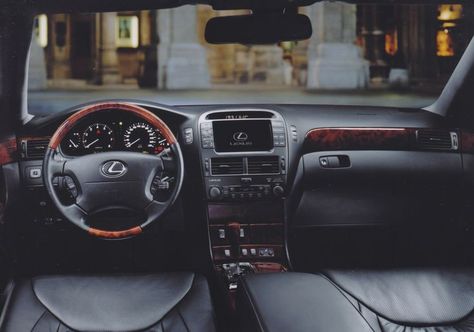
[0,272,217,331]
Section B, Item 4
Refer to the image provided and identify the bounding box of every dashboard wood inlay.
[49,102,177,149]
[0,137,18,165]
[304,127,416,153]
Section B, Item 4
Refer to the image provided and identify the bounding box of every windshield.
[27,3,473,116]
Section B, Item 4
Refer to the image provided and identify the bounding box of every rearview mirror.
[205,13,312,45]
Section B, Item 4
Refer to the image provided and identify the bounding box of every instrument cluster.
[60,110,170,156]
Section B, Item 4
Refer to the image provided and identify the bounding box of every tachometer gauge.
[124,122,158,152]
[82,123,115,151]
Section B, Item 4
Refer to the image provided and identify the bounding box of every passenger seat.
[237,268,474,331]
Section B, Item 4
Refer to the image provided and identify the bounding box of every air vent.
[25,139,49,159]
[211,157,244,175]
[417,130,458,151]
[248,156,280,174]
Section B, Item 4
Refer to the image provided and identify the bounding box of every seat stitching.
[317,273,376,332]
[376,314,385,332]
[136,273,196,332]
[0,280,15,329]
[29,279,79,332]
[177,306,190,332]
[31,274,196,332]
[319,272,474,328]
[30,309,48,332]
[376,308,474,330]
[240,278,267,332]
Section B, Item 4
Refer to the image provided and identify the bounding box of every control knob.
[209,186,223,200]
[272,185,285,197]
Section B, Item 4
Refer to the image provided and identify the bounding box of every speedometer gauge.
[124,122,157,152]
[124,122,169,154]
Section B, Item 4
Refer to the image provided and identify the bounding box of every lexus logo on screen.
[233,132,248,141]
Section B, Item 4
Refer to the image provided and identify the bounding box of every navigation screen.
[213,120,273,152]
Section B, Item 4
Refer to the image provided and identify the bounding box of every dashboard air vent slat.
[25,139,50,159]
[211,157,244,175]
[248,156,280,174]
[417,130,457,151]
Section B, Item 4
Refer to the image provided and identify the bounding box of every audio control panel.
[206,175,285,201]
[198,109,288,202]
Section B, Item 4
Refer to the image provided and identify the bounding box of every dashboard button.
[28,167,42,179]
[319,157,329,167]
[183,128,193,144]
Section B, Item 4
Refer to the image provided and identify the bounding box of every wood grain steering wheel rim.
[44,102,183,239]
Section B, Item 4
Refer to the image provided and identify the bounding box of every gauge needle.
[69,139,78,148]
[84,139,99,148]
[159,138,167,144]
[127,138,140,147]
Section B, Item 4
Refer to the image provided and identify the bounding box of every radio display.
[213,120,273,152]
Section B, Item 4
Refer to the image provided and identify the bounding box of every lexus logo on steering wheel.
[101,161,127,178]
[233,132,248,141]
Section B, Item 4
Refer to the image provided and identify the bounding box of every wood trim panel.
[253,262,287,273]
[88,226,142,239]
[304,127,416,153]
[0,137,18,165]
[49,102,177,149]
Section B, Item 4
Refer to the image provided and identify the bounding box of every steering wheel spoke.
[46,149,67,176]
[143,200,168,228]
[62,204,88,228]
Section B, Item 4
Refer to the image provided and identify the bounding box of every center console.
[200,109,287,202]
[199,109,288,310]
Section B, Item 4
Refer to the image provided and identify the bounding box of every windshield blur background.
[28,3,473,115]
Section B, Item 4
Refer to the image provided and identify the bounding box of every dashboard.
[59,109,170,156]
[1,101,469,273]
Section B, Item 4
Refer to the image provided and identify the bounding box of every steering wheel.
[43,102,183,239]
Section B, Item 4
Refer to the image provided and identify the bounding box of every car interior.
[0,0,474,331]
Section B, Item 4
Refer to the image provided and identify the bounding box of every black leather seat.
[0,272,217,332]
[238,268,474,332]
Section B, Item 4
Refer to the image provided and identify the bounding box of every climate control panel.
[205,175,285,201]
[199,109,288,202]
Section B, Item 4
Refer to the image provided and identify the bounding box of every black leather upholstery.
[0,272,217,332]
[238,272,372,332]
[238,268,474,332]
